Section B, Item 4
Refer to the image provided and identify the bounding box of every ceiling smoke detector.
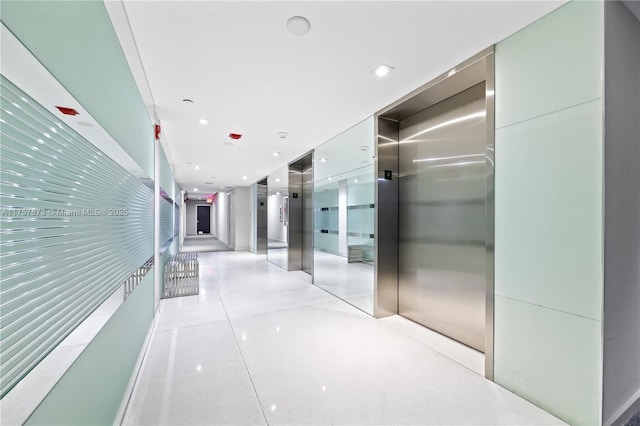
[287,16,311,36]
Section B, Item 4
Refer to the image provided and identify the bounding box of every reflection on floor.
[122,251,564,426]
[314,250,374,314]
[181,235,231,253]
[267,238,288,270]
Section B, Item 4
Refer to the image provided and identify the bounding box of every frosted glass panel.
[495,1,603,128]
[314,117,375,314]
[493,1,604,424]
[495,100,603,320]
[0,75,153,397]
[159,196,174,249]
[494,296,601,426]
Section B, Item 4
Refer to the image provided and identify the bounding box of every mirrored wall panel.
[267,166,289,269]
[314,117,375,314]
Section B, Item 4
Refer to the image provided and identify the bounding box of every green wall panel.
[494,1,604,424]
[495,99,603,320]
[495,0,604,129]
[25,267,154,426]
[494,296,601,426]
[0,0,154,177]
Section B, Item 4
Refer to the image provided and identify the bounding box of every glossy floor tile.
[122,251,565,426]
[313,250,374,314]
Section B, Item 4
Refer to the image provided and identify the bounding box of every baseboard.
[605,388,640,426]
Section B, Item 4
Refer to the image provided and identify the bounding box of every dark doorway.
[196,205,211,234]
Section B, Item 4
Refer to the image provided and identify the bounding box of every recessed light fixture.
[360,145,369,151]
[195,165,200,170]
[276,131,289,139]
[198,118,208,125]
[276,192,280,195]
[273,152,280,156]
[320,157,327,162]
[193,188,198,192]
[225,142,235,146]
[287,16,311,36]
[354,179,359,183]
[372,63,395,77]
[276,178,280,182]
[328,177,332,181]
[242,176,248,180]
[78,121,93,127]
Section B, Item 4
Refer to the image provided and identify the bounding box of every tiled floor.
[122,251,564,426]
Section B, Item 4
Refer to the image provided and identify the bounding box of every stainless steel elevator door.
[398,83,487,352]
[302,162,314,275]
[257,181,267,255]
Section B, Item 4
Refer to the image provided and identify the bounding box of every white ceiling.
[108,0,565,197]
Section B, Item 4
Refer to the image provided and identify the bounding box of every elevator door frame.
[373,46,495,380]
[256,177,268,255]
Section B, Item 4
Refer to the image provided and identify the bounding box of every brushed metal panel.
[302,159,314,275]
[380,47,493,122]
[398,83,487,352]
[485,53,495,379]
[288,164,303,271]
[287,151,313,272]
[257,178,268,255]
[374,117,399,318]
[267,166,288,270]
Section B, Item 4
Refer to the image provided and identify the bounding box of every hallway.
[181,236,232,253]
[122,252,563,425]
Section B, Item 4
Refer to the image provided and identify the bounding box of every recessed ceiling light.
[287,16,311,36]
[372,63,395,77]
[328,177,332,181]
[78,121,93,127]
[276,178,280,182]
[193,188,198,191]
[242,176,248,180]
[195,165,200,170]
[273,152,280,156]
[360,145,369,151]
[225,142,234,146]
[320,157,327,162]
[276,131,289,139]
[198,118,208,125]
[354,179,359,183]
[277,192,280,195]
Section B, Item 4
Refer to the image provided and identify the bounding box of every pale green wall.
[494,1,604,425]
[0,0,154,177]
[159,143,174,200]
[26,268,155,426]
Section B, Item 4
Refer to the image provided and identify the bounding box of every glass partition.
[313,117,375,314]
[267,166,289,269]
